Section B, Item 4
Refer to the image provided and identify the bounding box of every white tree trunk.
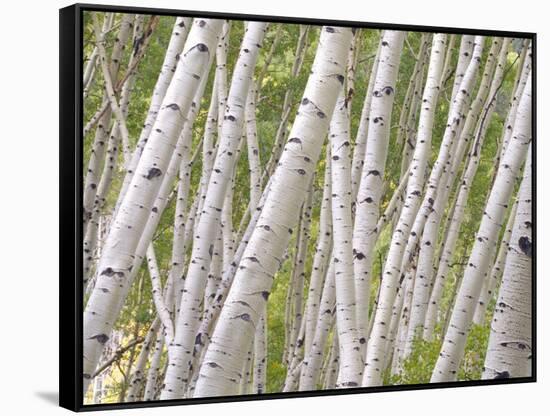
[431,71,531,382]
[114,17,192,215]
[82,19,222,393]
[330,87,362,387]
[482,145,532,379]
[352,31,405,358]
[193,26,353,398]
[161,22,268,400]
[362,33,447,387]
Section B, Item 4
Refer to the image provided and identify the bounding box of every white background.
[0,0,546,414]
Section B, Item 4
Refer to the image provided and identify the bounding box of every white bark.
[432,72,531,382]
[352,31,405,357]
[161,22,268,400]
[304,149,333,355]
[482,146,532,379]
[82,19,222,393]
[114,17,192,216]
[331,87,362,387]
[300,261,336,390]
[362,33,447,387]
[194,26,353,398]
[404,37,499,349]
[83,14,133,225]
[473,201,517,325]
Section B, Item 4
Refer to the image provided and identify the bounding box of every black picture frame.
[60,3,537,412]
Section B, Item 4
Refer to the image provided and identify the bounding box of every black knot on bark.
[197,20,206,28]
[317,111,326,119]
[518,236,532,257]
[336,74,345,85]
[302,97,310,105]
[145,167,163,180]
[225,114,236,121]
[381,40,389,46]
[494,370,510,379]
[367,170,380,176]
[261,291,269,300]
[89,333,109,344]
[297,168,306,175]
[325,27,336,33]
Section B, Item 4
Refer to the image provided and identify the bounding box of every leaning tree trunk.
[403,37,498,349]
[352,30,405,359]
[482,145,532,380]
[193,25,353,398]
[362,33,447,387]
[113,17,192,215]
[431,71,532,383]
[82,19,222,394]
[161,22,268,400]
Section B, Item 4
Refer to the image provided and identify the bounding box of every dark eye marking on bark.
[177,20,186,27]
[225,114,236,121]
[166,103,180,111]
[261,291,269,300]
[236,313,252,322]
[302,97,310,105]
[194,333,204,346]
[89,333,109,344]
[296,168,307,175]
[325,27,336,33]
[197,20,206,27]
[367,170,380,176]
[381,40,389,46]
[373,116,383,123]
[152,206,158,213]
[289,137,302,145]
[317,111,326,119]
[336,74,345,85]
[494,370,510,379]
[246,256,260,263]
[144,167,163,180]
[332,155,340,161]
[206,361,222,369]
[340,381,358,387]
[518,236,532,257]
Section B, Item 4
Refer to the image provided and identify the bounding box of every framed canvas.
[59,3,536,411]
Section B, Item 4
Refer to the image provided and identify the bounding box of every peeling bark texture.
[194,26,353,398]
[82,19,222,394]
[432,72,531,383]
[352,31,405,360]
[482,145,532,379]
[363,33,447,387]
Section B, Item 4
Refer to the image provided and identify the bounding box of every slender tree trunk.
[482,145,532,379]
[362,33,447,387]
[194,26,353,398]
[432,72,531,382]
[161,22,268,400]
[82,19,222,393]
[352,31,405,360]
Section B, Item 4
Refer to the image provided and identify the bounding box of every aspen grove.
[81,12,533,403]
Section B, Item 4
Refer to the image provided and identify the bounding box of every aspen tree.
[432,72,531,383]
[194,26,353,398]
[483,146,532,379]
[82,19,222,393]
[352,31,405,357]
[363,33,447,387]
